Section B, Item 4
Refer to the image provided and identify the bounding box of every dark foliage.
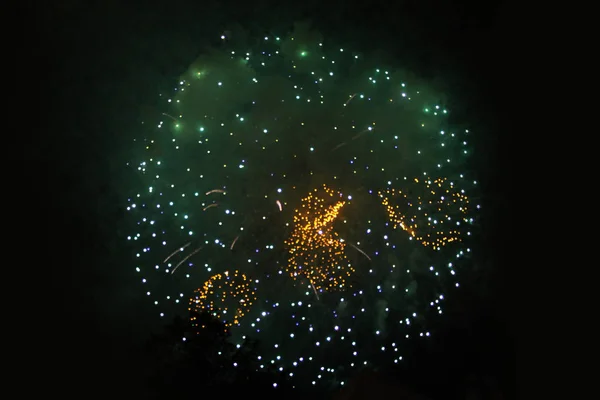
[144,310,318,399]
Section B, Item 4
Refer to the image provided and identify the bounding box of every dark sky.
[32,0,514,397]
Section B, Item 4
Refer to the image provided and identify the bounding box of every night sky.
[33,0,514,398]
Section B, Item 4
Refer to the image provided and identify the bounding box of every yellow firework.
[379,177,470,250]
[189,270,256,327]
[284,184,355,293]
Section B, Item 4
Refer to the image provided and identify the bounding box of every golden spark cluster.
[189,270,256,327]
[188,177,470,327]
[284,184,355,292]
[379,177,470,250]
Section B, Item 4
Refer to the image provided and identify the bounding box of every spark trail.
[163,242,191,263]
[171,246,203,274]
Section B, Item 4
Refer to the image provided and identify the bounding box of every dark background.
[31,0,515,397]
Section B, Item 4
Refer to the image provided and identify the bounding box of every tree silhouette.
[144,310,314,399]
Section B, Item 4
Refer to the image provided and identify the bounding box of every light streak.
[162,113,178,121]
[349,243,371,261]
[332,142,347,152]
[308,278,320,300]
[163,242,191,263]
[230,235,240,250]
[206,189,226,195]
[343,93,357,106]
[351,127,375,141]
[171,246,203,274]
